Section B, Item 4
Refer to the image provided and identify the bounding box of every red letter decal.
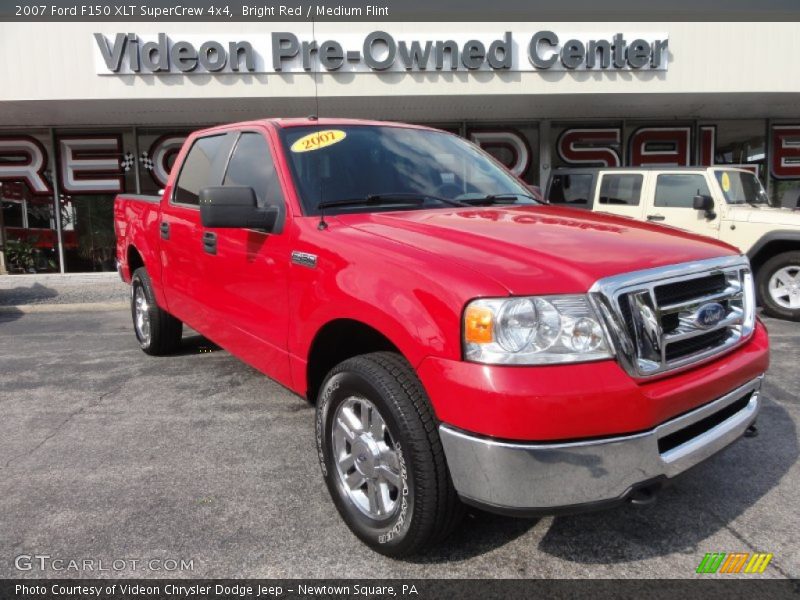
[628,127,691,166]
[771,125,800,179]
[59,135,124,194]
[698,126,716,166]
[557,128,621,167]
[0,136,51,195]
[469,130,531,178]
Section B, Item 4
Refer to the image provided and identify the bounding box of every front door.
[645,171,721,239]
[199,128,294,385]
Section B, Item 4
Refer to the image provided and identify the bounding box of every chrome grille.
[590,256,756,378]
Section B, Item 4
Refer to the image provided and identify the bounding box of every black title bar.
[5,0,800,21]
[3,579,800,600]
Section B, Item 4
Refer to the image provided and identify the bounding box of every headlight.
[463,295,612,365]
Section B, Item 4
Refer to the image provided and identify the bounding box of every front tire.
[315,352,463,557]
[757,251,800,321]
[131,267,183,355]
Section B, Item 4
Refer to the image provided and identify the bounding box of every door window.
[173,134,234,206]
[598,174,643,206]
[654,174,711,208]
[223,133,285,220]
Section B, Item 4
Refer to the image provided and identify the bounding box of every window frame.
[170,132,236,209]
[653,172,712,209]
[220,128,288,233]
[597,172,644,207]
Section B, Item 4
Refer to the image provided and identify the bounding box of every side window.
[548,174,593,207]
[598,174,643,206]
[654,174,711,208]
[223,133,285,214]
[173,134,234,206]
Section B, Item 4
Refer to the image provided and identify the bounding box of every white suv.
[546,167,800,321]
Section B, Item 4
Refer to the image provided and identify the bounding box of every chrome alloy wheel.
[332,396,403,520]
[133,285,151,344]
[769,265,800,310]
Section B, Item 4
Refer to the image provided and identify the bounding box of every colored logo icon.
[696,552,773,574]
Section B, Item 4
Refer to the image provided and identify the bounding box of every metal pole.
[765,119,773,204]
[0,182,6,275]
[50,128,65,274]
[539,120,551,188]
[132,126,142,193]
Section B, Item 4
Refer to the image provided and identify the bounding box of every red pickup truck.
[115,118,769,556]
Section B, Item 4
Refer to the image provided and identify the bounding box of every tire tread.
[131,267,183,355]
[757,251,800,321]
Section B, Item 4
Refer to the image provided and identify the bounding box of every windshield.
[279,125,535,214]
[714,170,770,206]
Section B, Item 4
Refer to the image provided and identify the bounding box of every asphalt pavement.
[0,273,128,307]
[1,307,798,579]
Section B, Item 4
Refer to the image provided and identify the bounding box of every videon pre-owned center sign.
[93,31,670,74]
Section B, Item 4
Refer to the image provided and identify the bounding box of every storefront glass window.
[56,128,137,272]
[136,128,197,196]
[705,121,766,169]
[466,125,539,185]
[0,130,60,274]
[768,122,800,208]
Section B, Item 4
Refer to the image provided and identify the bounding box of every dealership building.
[2,20,800,273]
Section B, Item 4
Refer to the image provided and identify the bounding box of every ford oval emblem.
[694,302,726,329]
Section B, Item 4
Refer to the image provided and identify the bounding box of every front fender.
[287,219,509,390]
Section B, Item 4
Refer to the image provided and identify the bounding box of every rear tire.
[131,267,183,355]
[315,352,463,557]
[757,251,800,321]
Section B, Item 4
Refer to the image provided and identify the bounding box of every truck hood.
[726,205,800,226]
[337,206,738,295]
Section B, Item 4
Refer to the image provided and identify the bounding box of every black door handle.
[202,231,217,255]
[160,221,170,239]
[647,215,665,222]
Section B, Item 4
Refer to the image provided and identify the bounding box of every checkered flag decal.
[120,152,135,172]
[140,152,154,171]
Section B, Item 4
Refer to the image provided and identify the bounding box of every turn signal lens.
[464,305,494,343]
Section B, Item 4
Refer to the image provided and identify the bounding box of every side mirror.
[693,194,716,219]
[693,194,714,211]
[199,186,278,231]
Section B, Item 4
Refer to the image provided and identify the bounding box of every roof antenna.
[318,205,328,230]
[311,16,320,120]
[311,15,325,229]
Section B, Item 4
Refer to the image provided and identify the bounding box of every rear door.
[645,171,721,239]
[160,132,236,329]
[592,171,646,220]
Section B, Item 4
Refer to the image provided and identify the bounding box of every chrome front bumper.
[439,376,763,513]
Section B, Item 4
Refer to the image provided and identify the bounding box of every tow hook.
[628,485,659,507]
[744,424,759,438]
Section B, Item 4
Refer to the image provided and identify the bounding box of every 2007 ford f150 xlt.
[115,119,769,557]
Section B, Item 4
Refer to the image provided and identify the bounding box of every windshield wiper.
[458,193,536,206]
[317,193,466,211]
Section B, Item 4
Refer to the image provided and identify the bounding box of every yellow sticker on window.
[290,130,347,153]
[721,172,731,192]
